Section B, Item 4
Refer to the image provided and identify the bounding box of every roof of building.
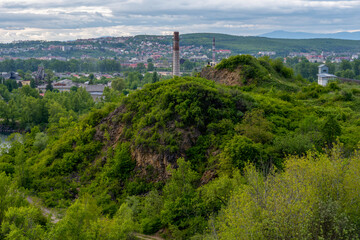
[57,79,74,85]
[317,73,337,78]
[80,84,106,92]
[318,64,327,68]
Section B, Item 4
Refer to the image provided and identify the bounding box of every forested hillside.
[181,33,360,55]
[2,55,360,239]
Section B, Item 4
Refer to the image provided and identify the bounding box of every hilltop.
[200,55,299,91]
[260,30,360,40]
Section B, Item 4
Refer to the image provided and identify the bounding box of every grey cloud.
[0,0,359,41]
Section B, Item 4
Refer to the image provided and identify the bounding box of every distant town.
[1,34,360,70]
[1,33,360,101]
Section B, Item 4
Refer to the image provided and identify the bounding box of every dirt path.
[134,233,165,240]
[26,196,60,223]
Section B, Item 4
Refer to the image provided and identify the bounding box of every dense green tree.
[340,60,352,71]
[139,191,163,234]
[24,71,32,80]
[353,59,360,76]
[136,63,146,73]
[151,71,159,83]
[30,79,36,88]
[4,80,18,92]
[0,85,10,101]
[294,58,318,81]
[0,100,10,124]
[161,158,205,238]
[16,69,24,79]
[89,73,96,84]
[111,78,125,91]
[321,115,341,147]
[1,206,47,240]
[216,146,360,240]
[47,195,102,240]
[0,173,27,227]
[235,109,273,144]
[342,69,355,79]
[220,135,262,171]
[182,60,195,71]
[46,80,53,92]
[147,62,154,71]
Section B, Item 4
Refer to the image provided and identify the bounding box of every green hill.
[200,55,300,91]
[128,32,360,55]
[2,56,360,239]
[181,33,360,55]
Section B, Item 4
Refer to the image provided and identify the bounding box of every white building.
[317,64,337,86]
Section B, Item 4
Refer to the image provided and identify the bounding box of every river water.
[0,133,10,150]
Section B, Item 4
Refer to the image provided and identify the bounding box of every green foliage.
[120,77,253,153]
[235,109,273,144]
[328,81,341,91]
[161,158,206,238]
[1,206,47,240]
[3,71,360,239]
[103,143,135,180]
[216,55,255,71]
[274,132,315,155]
[47,194,139,240]
[139,190,163,234]
[293,58,318,82]
[33,132,49,151]
[215,55,300,91]
[0,85,11,102]
[341,90,354,101]
[198,171,243,214]
[152,71,159,83]
[220,135,262,171]
[215,145,360,240]
[0,173,42,240]
[111,78,126,91]
[0,173,27,225]
[321,115,342,147]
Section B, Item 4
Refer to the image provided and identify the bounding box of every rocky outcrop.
[200,67,243,86]
[94,104,202,180]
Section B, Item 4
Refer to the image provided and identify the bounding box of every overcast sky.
[0,0,359,42]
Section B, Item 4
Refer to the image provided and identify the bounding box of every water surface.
[0,133,10,150]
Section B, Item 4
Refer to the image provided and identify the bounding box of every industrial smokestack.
[212,37,216,63]
[173,32,180,76]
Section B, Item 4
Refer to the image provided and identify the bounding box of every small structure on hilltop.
[317,64,337,86]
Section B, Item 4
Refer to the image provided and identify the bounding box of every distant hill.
[180,33,360,55]
[3,33,360,58]
[260,30,360,40]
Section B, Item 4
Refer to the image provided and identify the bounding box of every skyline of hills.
[1,32,360,62]
[260,30,360,40]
